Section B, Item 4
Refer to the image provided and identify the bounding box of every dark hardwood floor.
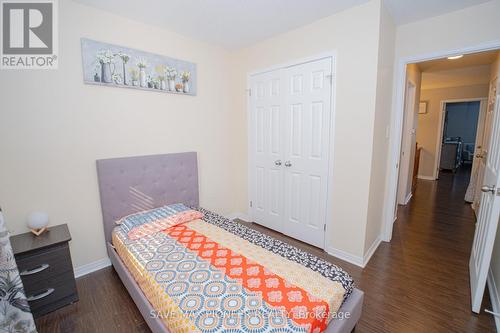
[35,165,496,332]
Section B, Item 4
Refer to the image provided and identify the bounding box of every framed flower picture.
[81,38,197,96]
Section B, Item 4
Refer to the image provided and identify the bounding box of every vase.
[161,80,166,90]
[168,79,175,91]
[183,81,190,93]
[101,63,112,83]
[122,63,128,85]
[140,69,147,87]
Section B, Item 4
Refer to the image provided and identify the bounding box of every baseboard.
[326,246,364,268]
[404,192,413,205]
[74,257,111,278]
[417,175,435,181]
[225,212,250,222]
[488,268,500,332]
[363,236,382,267]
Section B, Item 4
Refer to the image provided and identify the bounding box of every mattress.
[112,208,354,333]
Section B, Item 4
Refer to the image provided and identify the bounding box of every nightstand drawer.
[16,243,73,287]
[25,270,78,317]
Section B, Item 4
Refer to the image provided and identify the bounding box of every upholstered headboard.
[96,152,199,244]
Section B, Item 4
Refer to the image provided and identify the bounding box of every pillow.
[116,203,204,240]
[128,209,203,240]
[117,203,190,233]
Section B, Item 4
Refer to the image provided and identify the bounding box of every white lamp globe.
[28,212,49,230]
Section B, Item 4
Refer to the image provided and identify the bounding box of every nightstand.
[10,224,79,318]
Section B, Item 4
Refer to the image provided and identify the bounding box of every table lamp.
[28,211,49,236]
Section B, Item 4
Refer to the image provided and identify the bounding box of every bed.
[96,152,364,333]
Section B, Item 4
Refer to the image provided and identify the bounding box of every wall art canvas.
[81,38,197,96]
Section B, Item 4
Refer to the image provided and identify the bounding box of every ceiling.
[74,0,493,49]
[421,65,492,90]
[419,50,498,90]
[383,0,492,25]
[418,50,499,72]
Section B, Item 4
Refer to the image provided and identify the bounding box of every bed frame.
[96,152,364,333]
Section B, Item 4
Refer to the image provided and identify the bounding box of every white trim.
[487,268,500,332]
[74,257,111,278]
[326,246,364,268]
[383,39,500,242]
[247,51,338,77]
[247,51,338,251]
[326,236,382,268]
[417,175,436,181]
[225,212,250,222]
[433,98,487,180]
[403,192,413,205]
[363,236,382,267]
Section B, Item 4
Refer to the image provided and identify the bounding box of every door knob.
[284,161,292,167]
[481,185,496,194]
[274,160,282,166]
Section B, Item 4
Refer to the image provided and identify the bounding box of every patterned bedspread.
[112,207,353,333]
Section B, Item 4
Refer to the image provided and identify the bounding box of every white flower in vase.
[129,68,139,86]
[112,73,123,84]
[165,67,177,91]
[96,49,115,83]
[117,51,130,85]
[136,58,148,88]
[180,71,191,93]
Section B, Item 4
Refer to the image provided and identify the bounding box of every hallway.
[356,165,497,332]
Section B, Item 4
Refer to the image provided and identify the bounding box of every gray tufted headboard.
[96,152,199,244]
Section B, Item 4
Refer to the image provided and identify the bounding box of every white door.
[397,81,418,204]
[282,58,333,248]
[469,93,500,313]
[248,57,334,249]
[249,70,286,232]
[474,79,498,211]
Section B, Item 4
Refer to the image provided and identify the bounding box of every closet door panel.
[283,58,333,248]
[249,70,285,231]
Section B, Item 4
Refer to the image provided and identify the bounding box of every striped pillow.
[128,209,203,240]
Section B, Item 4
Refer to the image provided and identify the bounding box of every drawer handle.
[20,263,50,276]
[27,288,54,302]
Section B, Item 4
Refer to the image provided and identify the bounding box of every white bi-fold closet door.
[249,57,334,248]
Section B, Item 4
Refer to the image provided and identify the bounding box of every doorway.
[387,49,500,316]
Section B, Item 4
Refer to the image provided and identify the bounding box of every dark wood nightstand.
[10,224,79,318]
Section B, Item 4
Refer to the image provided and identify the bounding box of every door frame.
[247,51,337,250]
[383,39,500,242]
[433,98,487,180]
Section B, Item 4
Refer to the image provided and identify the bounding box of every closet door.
[283,58,333,248]
[249,70,286,232]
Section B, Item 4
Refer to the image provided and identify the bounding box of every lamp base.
[30,227,48,236]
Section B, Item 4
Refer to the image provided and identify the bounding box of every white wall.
[231,0,383,259]
[394,1,500,60]
[417,84,489,178]
[384,0,500,239]
[0,0,244,268]
[364,1,395,256]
